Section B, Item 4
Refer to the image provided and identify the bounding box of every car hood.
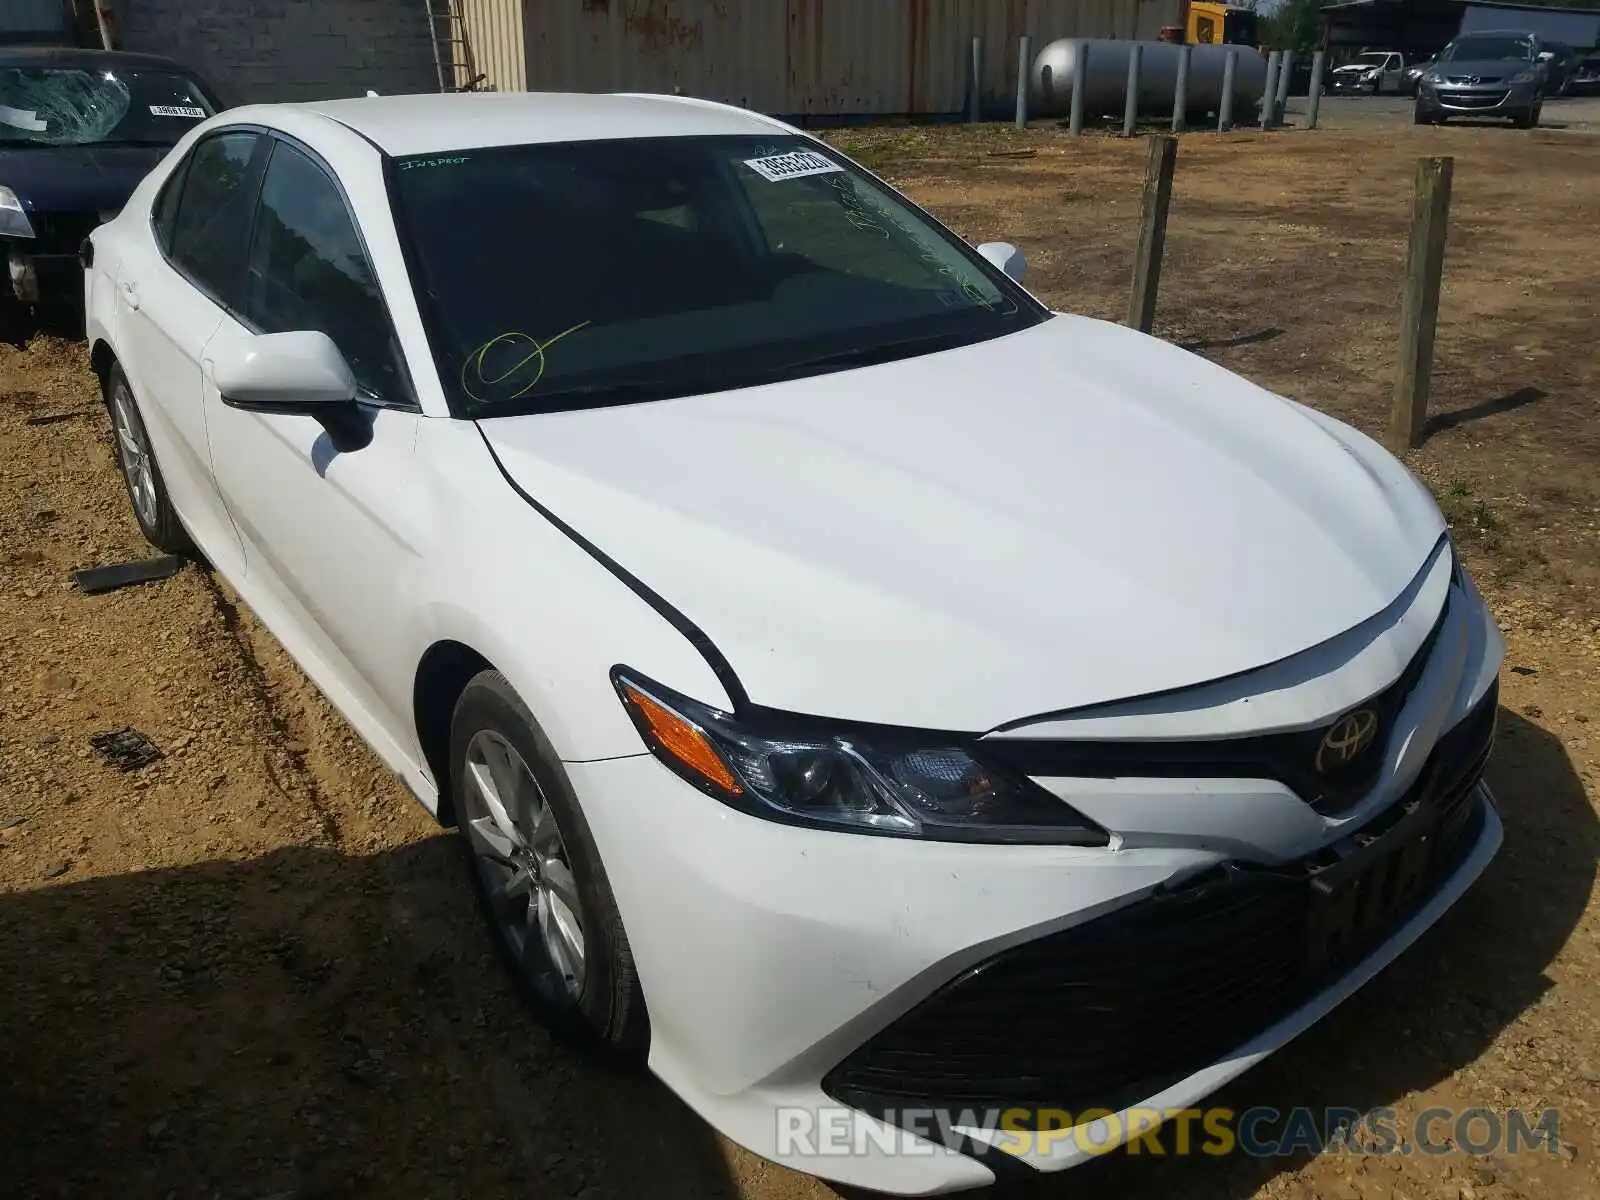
[1334,64,1381,73]
[479,315,1445,732]
[1433,59,1533,78]
[0,144,169,214]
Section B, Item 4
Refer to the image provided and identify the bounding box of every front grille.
[1445,75,1503,85]
[1444,90,1511,107]
[980,595,1450,815]
[824,682,1496,1122]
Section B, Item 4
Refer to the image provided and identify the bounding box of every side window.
[243,142,404,403]
[167,132,262,303]
[151,158,188,254]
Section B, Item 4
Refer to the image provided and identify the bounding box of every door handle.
[119,279,139,311]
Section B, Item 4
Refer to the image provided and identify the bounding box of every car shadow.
[841,709,1594,1198]
[0,837,740,1199]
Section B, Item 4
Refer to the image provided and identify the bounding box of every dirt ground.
[2,119,1598,1200]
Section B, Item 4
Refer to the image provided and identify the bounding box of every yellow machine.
[1185,2,1261,48]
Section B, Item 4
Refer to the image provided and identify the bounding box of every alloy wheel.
[460,729,587,1002]
[111,383,159,531]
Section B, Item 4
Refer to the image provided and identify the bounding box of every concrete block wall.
[117,0,439,106]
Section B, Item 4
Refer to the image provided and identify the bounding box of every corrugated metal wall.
[458,0,528,91]
[517,0,1185,116]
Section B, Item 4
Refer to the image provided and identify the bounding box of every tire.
[449,669,648,1059]
[105,365,192,554]
[1413,105,1435,125]
[1513,104,1539,129]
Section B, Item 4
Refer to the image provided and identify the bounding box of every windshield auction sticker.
[148,105,207,119]
[743,150,843,182]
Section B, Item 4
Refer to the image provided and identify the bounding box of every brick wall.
[117,0,439,106]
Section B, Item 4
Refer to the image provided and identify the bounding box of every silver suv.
[1415,30,1546,126]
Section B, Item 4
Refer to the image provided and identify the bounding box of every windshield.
[1442,37,1534,63]
[390,135,1044,417]
[0,66,214,147]
[1353,53,1393,67]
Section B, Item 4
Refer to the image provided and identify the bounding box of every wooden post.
[1016,35,1032,129]
[1123,43,1143,137]
[1389,156,1454,453]
[1218,48,1237,131]
[1307,50,1327,128]
[1069,41,1088,135]
[1172,43,1192,133]
[1127,135,1178,333]
[969,36,982,123]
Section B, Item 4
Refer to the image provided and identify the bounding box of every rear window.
[0,66,215,147]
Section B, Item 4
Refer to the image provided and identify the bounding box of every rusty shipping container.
[504,0,1184,117]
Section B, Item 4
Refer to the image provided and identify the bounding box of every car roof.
[0,45,203,74]
[294,91,792,157]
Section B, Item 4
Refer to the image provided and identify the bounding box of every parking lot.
[1287,92,1600,130]
[2,116,1598,1200]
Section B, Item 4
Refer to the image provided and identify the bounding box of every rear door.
[114,130,264,575]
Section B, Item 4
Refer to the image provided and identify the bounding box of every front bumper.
[1330,74,1379,93]
[569,680,1500,1193]
[1419,80,1539,116]
[6,246,81,305]
[4,210,102,305]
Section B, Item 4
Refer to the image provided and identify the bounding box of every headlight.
[614,671,1109,845]
[1511,70,1536,84]
[1423,71,1443,84]
[0,185,35,238]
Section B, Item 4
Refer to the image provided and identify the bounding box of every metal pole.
[1219,48,1237,131]
[1172,43,1191,133]
[1261,51,1281,128]
[1307,50,1327,129]
[1069,41,1088,135]
[1276,50,1294,124]
[969,36,982,123]
[1015,35,1031,129]
[1123,43,1143,137]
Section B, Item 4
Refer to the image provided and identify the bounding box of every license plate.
[1304,803,1439,975]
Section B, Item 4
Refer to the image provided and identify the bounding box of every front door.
[202,136,425,754]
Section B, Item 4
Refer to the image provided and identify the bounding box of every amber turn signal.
[619,681,743,796]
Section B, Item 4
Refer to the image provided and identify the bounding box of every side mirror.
[977,241,1027,283]
[212,330,371,452]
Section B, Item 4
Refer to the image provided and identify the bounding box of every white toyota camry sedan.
[83,92,1504,1193]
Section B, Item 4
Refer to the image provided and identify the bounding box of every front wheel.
[450,669,648,1059]
[1513,104,1540,129]
[105,365,191,553]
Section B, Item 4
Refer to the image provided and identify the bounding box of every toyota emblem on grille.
[1316,708,1379,774]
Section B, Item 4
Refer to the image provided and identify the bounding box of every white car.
[83,93,1504,1193]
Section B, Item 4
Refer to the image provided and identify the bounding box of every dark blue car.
[1,46,221,315]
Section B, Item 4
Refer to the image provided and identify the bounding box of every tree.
[1259,0,1325,53]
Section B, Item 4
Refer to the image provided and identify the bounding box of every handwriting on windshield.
[461,322,592,403]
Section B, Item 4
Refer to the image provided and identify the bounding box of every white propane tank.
[1032,38,1269,119]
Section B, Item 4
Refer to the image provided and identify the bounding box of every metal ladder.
[427,0,486,93]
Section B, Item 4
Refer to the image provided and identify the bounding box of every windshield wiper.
[469,328,988,416]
